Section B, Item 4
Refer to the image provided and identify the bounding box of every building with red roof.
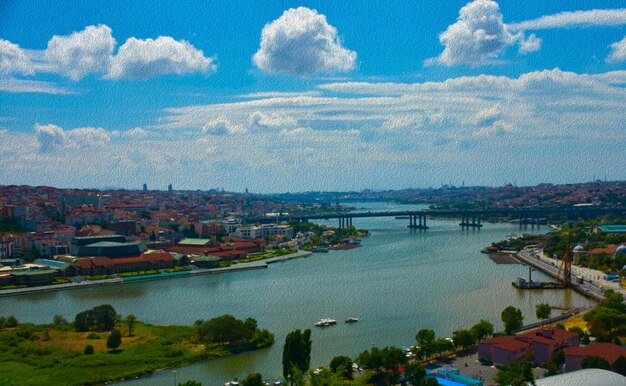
[478,328,579,366]
[564,342,626,372]
[478,335,532,366]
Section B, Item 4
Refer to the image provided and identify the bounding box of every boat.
[225,378,239,386]
[314,318,337,326]
[311,247,329,253]
[345,317,359,323]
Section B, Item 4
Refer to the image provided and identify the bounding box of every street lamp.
[173,370,177,386]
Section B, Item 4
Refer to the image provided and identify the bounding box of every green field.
[0,321,271,386]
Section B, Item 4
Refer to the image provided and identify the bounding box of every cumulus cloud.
[253,7,356,75]
[519,33,542,53]
[34,123,112,152]
[473,104,501,127]
[247,111,297,131]
[65,127,112,148]
[35,123,65,153]
[0,39,33,76]
[431,0,521,66]
[108,36,215,79]
[510,8,626,31]
[45,24,116,80]
[607,36,626,63]
[202,117,246,136]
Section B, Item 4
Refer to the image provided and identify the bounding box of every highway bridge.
[243,207,626,229]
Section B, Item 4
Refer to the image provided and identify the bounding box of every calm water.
[0,203,592,385]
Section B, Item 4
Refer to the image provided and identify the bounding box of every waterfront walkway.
[0,250,313,298]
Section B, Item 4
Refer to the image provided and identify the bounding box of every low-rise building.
[563,342,626,372]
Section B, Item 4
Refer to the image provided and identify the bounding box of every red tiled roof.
[564,342,626,364]
[518,328,579,346]
[75,257,112,269]
[480,335,531,352]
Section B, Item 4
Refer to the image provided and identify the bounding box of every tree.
[329,355,353,380]
[356,346,407,384]
[241,373,264,386]
[614,355,626,376]
[74,310,96,332]
[283,329,312,381]
[84,344,94,355]
[501,306,524,335]
[53,314,68,325]
[420,379,439,386]
[93,304,117,331]
[581,355,610,370]
[106,328,122,351]
[178,382,202,386]
[404,363,426,385]
[535,304,552,321]
[6,316,18,327]
[310,367,344,386]
[470,320,494,341]
[415,329,436,358]
[124,314,137,337]
[494,360,535,386]
[452,329,475,349]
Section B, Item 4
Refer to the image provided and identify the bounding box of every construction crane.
[557,232,572,287]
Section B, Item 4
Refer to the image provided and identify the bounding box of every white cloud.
[108,36,215,80]
[35,123,65,153]
[35,123,112,152]
[607,36,626,63]
[431,0,521,66]
[123,127,149,139]
[202,116,246,136]
[519,33,542,53]
[253,7,356,75]
[65,127,112,148]
[0,78,75,94]
[510,8,626,31]
[473,104,501,127]
[0,39,33,76]
[45,24,116,81]
[247,111,297,131]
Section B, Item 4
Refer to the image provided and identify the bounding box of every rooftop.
[598,225,626,233]
[178,238,213,246]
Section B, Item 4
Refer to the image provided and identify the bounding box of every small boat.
[315,318,337,326]
[345,317,359,323]
[225,378,239,386]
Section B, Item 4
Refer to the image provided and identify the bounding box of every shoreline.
[513,250,605,302]
[0,250,313,298]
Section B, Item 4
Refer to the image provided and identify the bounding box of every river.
[0,202,593,385]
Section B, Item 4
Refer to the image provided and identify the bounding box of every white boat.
[345,317,359,323]
[314,318,337,326]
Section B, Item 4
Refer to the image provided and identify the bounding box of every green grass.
[117,270,159,278]
[82,275,111,281]
[239,248,296,263]
[0,321,271,386]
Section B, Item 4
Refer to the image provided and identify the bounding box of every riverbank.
[0,320,274,386]
[0,250,313,298]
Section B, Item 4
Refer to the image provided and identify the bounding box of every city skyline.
[1,1,625,191]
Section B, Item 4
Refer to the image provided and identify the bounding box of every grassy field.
[0,321,266,386]
[239,248,295,263]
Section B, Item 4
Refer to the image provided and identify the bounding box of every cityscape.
[1,1,626,386]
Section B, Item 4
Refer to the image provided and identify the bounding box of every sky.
[0,0,625,192]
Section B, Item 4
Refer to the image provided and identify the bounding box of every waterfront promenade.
[0,250,313,298]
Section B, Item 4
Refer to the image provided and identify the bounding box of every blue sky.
[1,1,625,191]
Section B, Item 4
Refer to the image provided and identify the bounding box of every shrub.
[84,344,94,355]
[87,333,101,340]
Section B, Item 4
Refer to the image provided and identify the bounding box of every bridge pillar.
[348,217,353,227]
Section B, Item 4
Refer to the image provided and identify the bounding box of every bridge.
[244,207,626,230]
